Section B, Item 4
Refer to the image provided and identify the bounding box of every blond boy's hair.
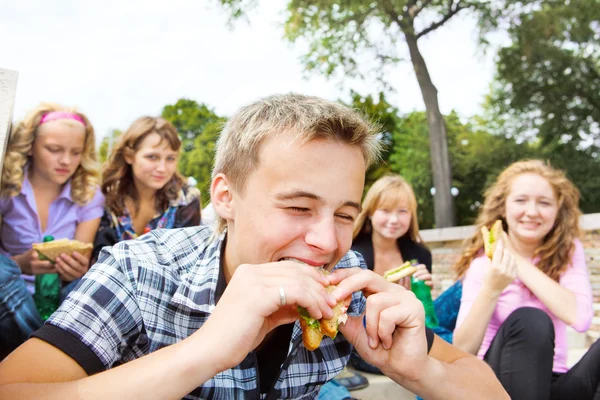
[212,93,382,235]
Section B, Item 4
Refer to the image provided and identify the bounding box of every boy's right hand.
[12,249,56,276]
[191,261,337,372]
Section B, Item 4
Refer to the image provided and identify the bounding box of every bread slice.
[32,239,93,262]
[383,261,418,283]
[298,282,351,350]
[320,286,350,339]
[300,317,323,351]
[481,220,503,259]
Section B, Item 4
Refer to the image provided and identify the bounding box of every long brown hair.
[353,175,425,245]
[1,103,99,204]
[102,116,186,215]
[453,160,582,281]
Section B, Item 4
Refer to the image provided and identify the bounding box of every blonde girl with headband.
[453,160,599,399]
[91,116,200,263]
[0,103,104,359]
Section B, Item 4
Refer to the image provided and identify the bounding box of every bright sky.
[2,1,497,141]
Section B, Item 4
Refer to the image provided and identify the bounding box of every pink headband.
[40,111,86,126]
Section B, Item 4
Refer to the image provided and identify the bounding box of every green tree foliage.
[352,91,600,227]
[483,0,600,150]
[218,0,489,227]
[389,111,534,228]
[345,91,399,187]
[161,99,226,206]
[538,142,600,214]
[351,93,535,228]
[98,129,122,164]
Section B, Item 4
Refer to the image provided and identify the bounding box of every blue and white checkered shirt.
[34,226,367,399]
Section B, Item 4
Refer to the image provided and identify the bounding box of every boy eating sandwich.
[0,94,507,400]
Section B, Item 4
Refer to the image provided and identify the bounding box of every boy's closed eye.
[288,207,310,213]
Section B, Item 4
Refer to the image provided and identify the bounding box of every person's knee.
[586,338,600,359]
[505,307,554,343]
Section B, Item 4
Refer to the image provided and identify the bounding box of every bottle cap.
[43,235,54,242]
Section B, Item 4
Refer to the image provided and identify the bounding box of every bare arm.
[453,290,500,354]
[74,217,101,248]
[393,335,508,400]
[0,332,223,400]
[0,260,337,399]
[454,240,516,354]
[517,258,577,325]
[329,268,508,400]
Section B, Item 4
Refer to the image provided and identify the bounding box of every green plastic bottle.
[33,235,62,321]
[410,261,439,329]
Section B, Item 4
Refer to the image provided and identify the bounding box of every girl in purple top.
[453,160,599,399]
[0,103,104,359]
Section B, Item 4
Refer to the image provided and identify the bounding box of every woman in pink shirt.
[0,104,104,359]
[453,160,598,399]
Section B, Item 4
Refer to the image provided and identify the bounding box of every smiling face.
[370,202,412,241]
[505,173,559,247]
[30,120,86,185]
[214,135,366,275]
[126,132,179,193]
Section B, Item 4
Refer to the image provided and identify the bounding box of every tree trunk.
[403,32,456,227]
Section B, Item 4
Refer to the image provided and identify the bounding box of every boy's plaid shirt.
[45,226,367,399]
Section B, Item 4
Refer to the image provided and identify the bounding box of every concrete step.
[567,326,588,349]
[568,347,588,368]
[347,368,415,400]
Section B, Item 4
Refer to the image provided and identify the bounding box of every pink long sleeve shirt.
[456,239,593,373]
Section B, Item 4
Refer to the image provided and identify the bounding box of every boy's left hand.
[55,252,90,281]
[328,268,429,382]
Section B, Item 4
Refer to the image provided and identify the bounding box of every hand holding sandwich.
[194,261,337,372]
[482,231,517,297]
[28,239,93,281]
[383,261,432,289]
[54,251,90,281]
[11,248,55,276]
[328,268,430,382]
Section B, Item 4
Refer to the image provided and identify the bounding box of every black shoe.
[333,368,369,391]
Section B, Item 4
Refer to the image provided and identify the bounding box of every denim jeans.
[0,254,42,359]
[0,254,80,359]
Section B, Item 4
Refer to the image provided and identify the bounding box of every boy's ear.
[211,173,235,220]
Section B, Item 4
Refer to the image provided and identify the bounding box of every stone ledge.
[421,213,600,244]
[581,213,600,231]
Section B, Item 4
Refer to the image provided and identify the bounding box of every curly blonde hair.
[1,103,100,205]
[102,116,186,215]
[453,160,582,281]
[353,175,425,244]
